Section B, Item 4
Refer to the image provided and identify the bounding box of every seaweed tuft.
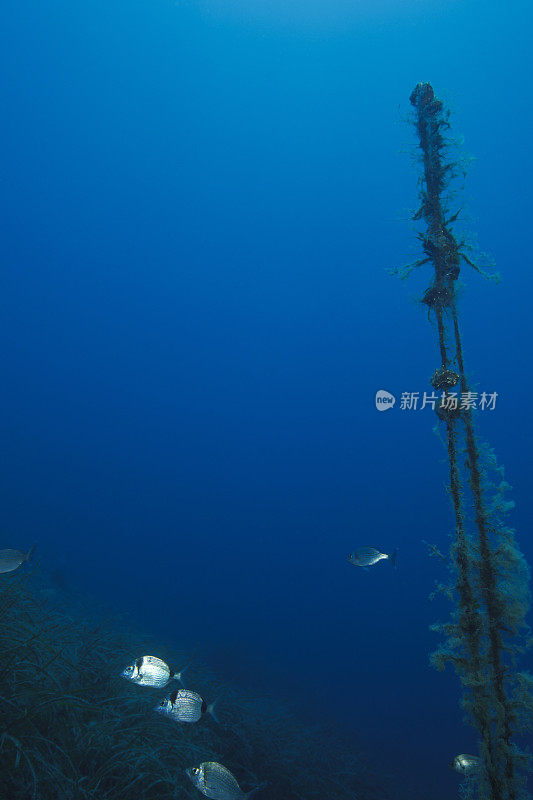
[399,82,532,800]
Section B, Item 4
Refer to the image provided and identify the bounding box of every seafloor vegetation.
[0,566,390,800]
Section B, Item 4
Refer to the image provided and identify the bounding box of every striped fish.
[186,762,266,800]
[156,688,220,724]
[121,655,187,688]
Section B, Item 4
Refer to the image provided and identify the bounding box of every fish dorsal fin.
[145,655,168,669]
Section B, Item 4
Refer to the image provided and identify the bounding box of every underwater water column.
[400,82,533,800]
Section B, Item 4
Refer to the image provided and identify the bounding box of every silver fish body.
[451,754,481,774]
[347,546,397,568]
[186,762,266,800]
[0,546,35,574]
[156,689,208,723]
[121,655,183,688]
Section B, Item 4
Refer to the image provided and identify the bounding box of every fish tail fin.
[173,666,188,688]
[173,647,198,688]
[389,548,398,569]
[207,696,221,725]
[26,544,37,563]
[246,781,268,799]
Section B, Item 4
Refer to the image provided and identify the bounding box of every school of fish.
[120,652,264,798]
[1,540,479,792]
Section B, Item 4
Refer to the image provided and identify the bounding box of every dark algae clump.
[395,82,533,800]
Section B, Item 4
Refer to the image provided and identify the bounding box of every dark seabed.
[1,1,532,798]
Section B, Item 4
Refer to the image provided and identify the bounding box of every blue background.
[1,1,532,797]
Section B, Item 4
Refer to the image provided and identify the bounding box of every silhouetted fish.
[347,546,397,568]
[156,688,220,724]
[186,762,266,800]
[121,655,187,688]
[0,545,36,574]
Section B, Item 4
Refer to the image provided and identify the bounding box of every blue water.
[1,1,532,797]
